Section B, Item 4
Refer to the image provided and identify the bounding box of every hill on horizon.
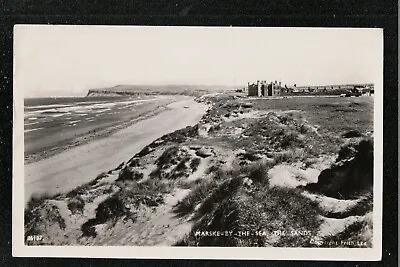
[87,84,238,97]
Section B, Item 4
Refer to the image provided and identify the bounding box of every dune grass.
[25,196,66,244]
[67,196,85,214]
[176,174,323,247]
[173,178,218,217]
[175,161,323,247]
[81,178,173,237]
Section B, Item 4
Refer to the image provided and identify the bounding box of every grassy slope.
[175,95,374,247]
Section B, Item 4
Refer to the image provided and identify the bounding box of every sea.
[24,96,156,135]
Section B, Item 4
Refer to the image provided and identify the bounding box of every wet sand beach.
[24,97,208,203]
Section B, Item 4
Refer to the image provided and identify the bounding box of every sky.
[14,25,383,98]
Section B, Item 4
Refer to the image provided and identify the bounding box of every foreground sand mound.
[305,139,373,199]
[175,159,373,248]
[316,212,373,247]
[175,172,323,247]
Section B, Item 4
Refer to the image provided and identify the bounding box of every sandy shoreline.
[24,105,168,164]
[24,95,180,164]
[24,97,208,203]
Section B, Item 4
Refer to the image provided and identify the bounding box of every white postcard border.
[12,25,383,261]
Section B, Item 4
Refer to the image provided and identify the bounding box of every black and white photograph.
[13,25,383,260]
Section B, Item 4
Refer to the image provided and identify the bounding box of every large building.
[247,80,282,97]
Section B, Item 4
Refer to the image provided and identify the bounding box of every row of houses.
[245,81,374,97]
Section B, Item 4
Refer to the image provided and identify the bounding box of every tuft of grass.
[205,163,242,181]
[97,172,108,179]
[88,172,108,186]
[116,167,144,182]
[67,196,85,214]
[81,219,98,238]
[246,161,271,184]
[205,164,221,175]
[271,148,306,164]
[95,196,127,222]
[128,158,141,167]
[175,157,190,171]
[177,198,240,247]
[167,157,194,180]
[190,157,202,172]
[114,162,125,170]
[156,146,179,167]
[26,192,61,212]
[66,171,113,198]
[196,177,242,218]
[175,163,247,218]
[175,178,204,189]
[237,152,262,162]
[150,146,192,180]
[135,145,154,158]
[66,184,91,198]
[116,178,172,208]
[174,179,218,217]
[81,196,128,237]
[280,131,303,149]
[153,125,199,145]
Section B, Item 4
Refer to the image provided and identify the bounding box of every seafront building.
[247,81,283,97]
